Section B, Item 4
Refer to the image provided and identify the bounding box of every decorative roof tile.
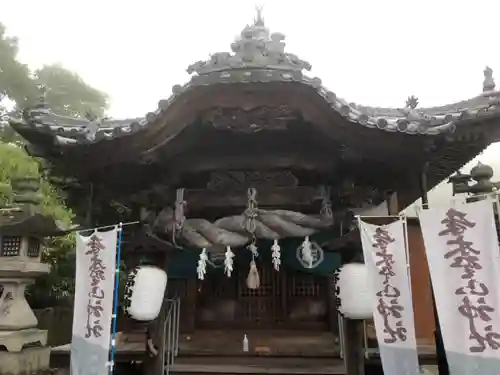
[484,66,496,93]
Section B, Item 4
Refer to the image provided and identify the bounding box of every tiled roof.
[9,14,500,145]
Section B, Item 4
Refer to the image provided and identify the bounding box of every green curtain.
[166,231,341,279]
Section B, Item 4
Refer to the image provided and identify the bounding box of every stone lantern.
[448,161,500,201]
[0,176,74,375]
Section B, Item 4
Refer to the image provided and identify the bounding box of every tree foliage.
[0,22,110,307]
[0,22,109,117]
[36,64,108,118]
[0,143,76,307]
[0,24,34,107]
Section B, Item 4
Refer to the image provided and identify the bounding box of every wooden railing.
[162,297,181,375]
[337,314,371,359]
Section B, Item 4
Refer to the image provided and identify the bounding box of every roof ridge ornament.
[20,85,105,142]
[23,84,51,124]
[186,9,311,76]
[254,5,264,27]
[399,95,435,126]
[405,95,419,110]
[483,66,496,93]
[83,111,104,141]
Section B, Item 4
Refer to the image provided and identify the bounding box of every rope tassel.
[246,260,260,289]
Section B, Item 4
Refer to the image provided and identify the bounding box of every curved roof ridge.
[9,11,500,144]
[355,91,500,117]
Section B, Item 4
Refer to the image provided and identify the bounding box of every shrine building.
[9,9,500,375]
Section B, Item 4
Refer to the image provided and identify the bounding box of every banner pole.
[402,217,413,296]
[108,223,123,375]
[77,220,140,235]
[492,193,500,257]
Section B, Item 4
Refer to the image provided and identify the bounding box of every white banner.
[419,199,500,375]
[71,228,118,375]
[359,218,420,375]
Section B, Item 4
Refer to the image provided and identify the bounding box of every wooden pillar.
[342,318,365,375]
[85,182,94,228]
[141,309,162,375]
[420,164,449,375]
[386,191,399,215]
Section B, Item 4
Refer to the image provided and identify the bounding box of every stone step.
[168,363,346,375]
[168,356,346,375]
[174,355,342,366]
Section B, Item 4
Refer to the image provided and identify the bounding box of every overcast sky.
[2,0,500,201]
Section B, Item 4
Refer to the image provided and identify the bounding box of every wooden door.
[236,261,282,327]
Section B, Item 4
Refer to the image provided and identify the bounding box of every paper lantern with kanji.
[333,263,372,320]
[124,265,168,321]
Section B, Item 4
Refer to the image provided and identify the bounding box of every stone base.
[0,329,48,352]
[421,366,438,375]
[0,346,50,375]
[0,260,50,278]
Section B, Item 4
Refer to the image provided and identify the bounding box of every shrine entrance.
[195,262,330,330]
[167,263,333,332]
[165,261,339,357]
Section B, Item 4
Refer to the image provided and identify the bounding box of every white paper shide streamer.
[419,199,500,375]
[300,236,313,268]
[197,248,208,280]
[271,239,281,271]
[71,228,118,375]
[224,245,235,277]
[359,218,420,375]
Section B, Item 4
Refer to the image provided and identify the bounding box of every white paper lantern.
[125,266,168,321]
[333,262,372,320]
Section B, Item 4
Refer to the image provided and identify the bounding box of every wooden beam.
[168,153,339,175]
[185,186,323,209]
